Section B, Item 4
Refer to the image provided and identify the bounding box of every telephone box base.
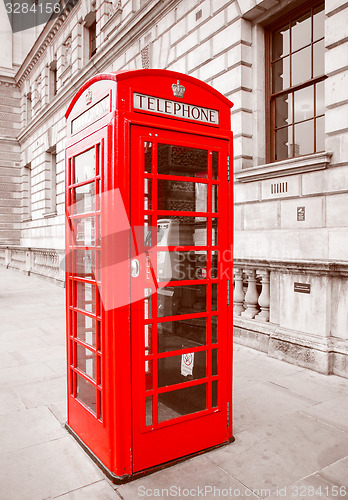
[66,423,234,484]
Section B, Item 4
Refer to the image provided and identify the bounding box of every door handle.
[131,258,140,277]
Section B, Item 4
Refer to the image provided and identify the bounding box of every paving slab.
[53,480,119,499]
[301,395,348,433]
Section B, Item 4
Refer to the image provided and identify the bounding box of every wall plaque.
[294,282,311,294]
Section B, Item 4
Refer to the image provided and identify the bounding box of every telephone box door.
[130,125,230,472]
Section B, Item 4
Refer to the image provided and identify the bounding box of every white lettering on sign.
[72,95,110,135]
[133,92,219,125]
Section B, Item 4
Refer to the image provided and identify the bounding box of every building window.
[89,20,97,58]
[267,2,325,162]
[23,163,32,221]
[45,147,57,216]
[49,60,57,98]
[26,92,32,124]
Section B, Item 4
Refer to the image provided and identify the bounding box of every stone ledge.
[234,258,348,277]
[234,152,333,182]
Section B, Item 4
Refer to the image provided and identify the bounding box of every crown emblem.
[172,80,185,98]
[85,89,93,105]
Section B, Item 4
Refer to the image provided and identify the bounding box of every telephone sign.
[65,69,233,482]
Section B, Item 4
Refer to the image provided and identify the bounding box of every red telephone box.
[65,69,233,482]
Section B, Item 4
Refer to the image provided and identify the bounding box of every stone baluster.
[255,269,270,322]
[233,267,245,316]
[241,268,260,319]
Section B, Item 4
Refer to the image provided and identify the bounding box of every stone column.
[241,268,259,319]
[255,269,270,322]
[233,267,245,316]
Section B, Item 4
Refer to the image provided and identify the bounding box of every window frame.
[265,0,326,163]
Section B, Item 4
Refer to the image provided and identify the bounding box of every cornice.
[234,257,348,277]
[234,152,333,183]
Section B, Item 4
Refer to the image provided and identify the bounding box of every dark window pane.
[157,144,208,177]
[212,151,218,179]
[77,345,96,380]
[313,5,325,42]
[212,380,218,408]
[292,46,311,86]
[212,316,217,343]
[158,384,207,422]
[74,148,95,184]
[157,217,208,246]
[146,397,153,426]
[212,349,218,376]
[76,313,97,347]
[294,86,314,122]
[157,251,207,281]
[157,180,207,213]
[157,285,207,318]
[272,24,290,60]
[294,119,314,156]
[275,93,292,128]
[158,317,207,353]
[291,11,311,52]
[313,39,325,78]
[316,116,325,151]
[144,178,152,210]
[212,283,217,311]
[275,126,293,161]
[212,185,218,213]
[144,142,152,173]
[272,57,290,93]
[316,81,325,116]
[76,374,96,414]
[212,218,218,246]
[158,351,206,388]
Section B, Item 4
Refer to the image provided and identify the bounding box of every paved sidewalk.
[1,267,348,500]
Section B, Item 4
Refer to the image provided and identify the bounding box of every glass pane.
[212,251,218,279]
[212,284,217,311]
[212,349,218,376]
[157,217,208,246]
[157,284,207,318]
[76,374,96,414]
[157,250,207,281]
[74,148,95,184]
[145,360,153,390]
[75,183,95,214]
[144,178,152,210]
[76,313,97,347]
[144,288,152,319]
[145,324,152,352]
[294,86,314,122]
[158,384,207,422]
[316,81,325,116]
[294,119,314,156]
[313,5,325,41]
[75,217,95,246]
[272,24,290,60]
[158,351,206,388]
[158,317,207,353]
[76,281,96,314]
[272,57,290,93]
[157,180,207,213]
[98,390,102,420]
[157,144,208,177]
[313,39,325,78]
[77,345,96,380]
[275,126,293,161]
[212,185,218,213]
[316,116,325,152]
[212,151,218,179]
[144,142,152,173]
[212,316,217,343]
[144,216,153,247]
[74,250,96,279]
[291,11,311,52]
[212,218,218,246]
[146,397,153,426]
[275,93,292,128]
[292,46,311,86]
[212,380,218,408]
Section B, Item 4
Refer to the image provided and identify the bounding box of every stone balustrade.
[233,264,270,322]
[0,245,65,285]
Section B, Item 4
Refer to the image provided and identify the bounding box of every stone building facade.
[0,0,347,377]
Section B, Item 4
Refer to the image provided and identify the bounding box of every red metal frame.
[65,69,233,480]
